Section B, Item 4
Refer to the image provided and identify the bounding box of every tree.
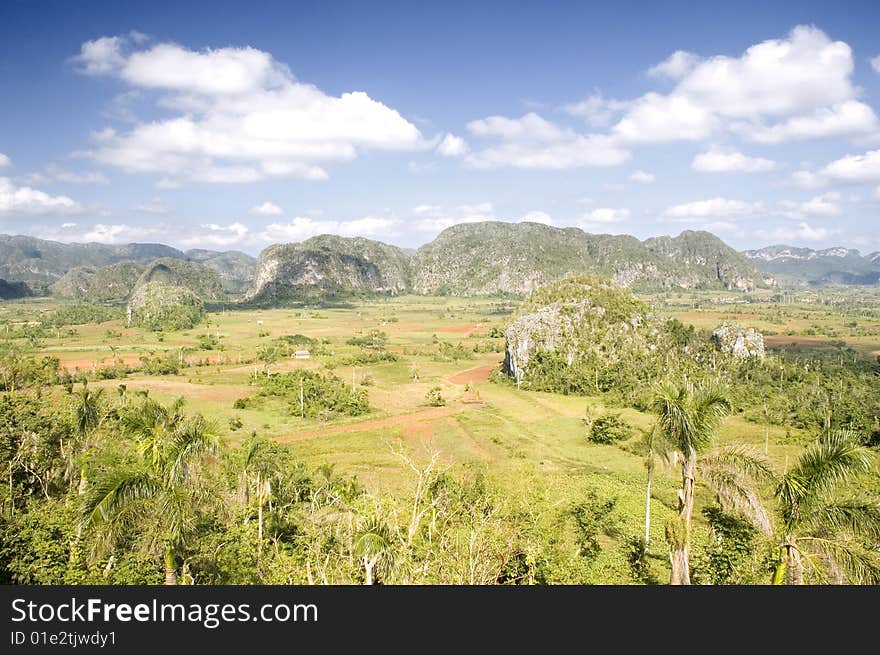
[652,380,758,584]
[81,397,219,585]
[771,429,880,584]
[353,515,394,585]
[71,385,105,494]
[632,426,671,545]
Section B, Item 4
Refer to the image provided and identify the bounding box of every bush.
[425,387,446,407]
[587,413,632,444]
[255,370,371,418]
[346,329,388,350]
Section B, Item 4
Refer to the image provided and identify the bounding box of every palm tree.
[353,515,394,585]
[652,380,773,584]
[81,397,219,585]
[634,426,670,545]
[70,385,105,494]
[771,429,880,584]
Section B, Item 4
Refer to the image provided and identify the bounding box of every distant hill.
[249,235,413,301]
[742,245,880,286]
[412,222,763,295]
[250,222,766,299]
[185,249,256,293]
[0,235,256,297]
[134,258,225,301]
[0,235,184,288]
[51,262,145,302]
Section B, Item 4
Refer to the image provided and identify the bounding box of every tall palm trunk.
[163,544,178,585]
[671,448,696,585]
[644,459,654,544]
[772,541,803,585]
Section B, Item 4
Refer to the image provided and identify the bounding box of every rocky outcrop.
[134,258,224,301]
[128,281,204,331]
[503,275,661,383]
[711,322,765,359]
[248,235,414,300]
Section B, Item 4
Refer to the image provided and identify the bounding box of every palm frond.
[803,499,880,542]
[779,430,874,520]
[800,536,880,585]
[81,469,160,528]
[699,460,773,536]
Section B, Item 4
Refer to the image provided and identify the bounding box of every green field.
[2,287,879,585]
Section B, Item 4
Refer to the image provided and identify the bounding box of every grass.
[9,287,880,583]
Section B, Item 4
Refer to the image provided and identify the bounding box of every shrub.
[346,329,388,350]
[255,370,371,418]
[587,413,632,444]
[425,387,446,407]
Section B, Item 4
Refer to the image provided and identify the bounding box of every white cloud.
[692,148,777,173]
[0,153,10,169]
[647,50,699,80]
[779,192,842,219]
[629,169,655,183]
[756,222,832,242]
[436,133,469,157]
[464,113,629,170]
[732,100,878,144]
[79,223,167,244]
[663,197,764,219]
[179,222,250,248]
[76,36,425,184]
[872,55,880,73]
[72,36,126,75]
[250,201,283,216]
[562,94,630,127]
[875,185,880,200]
[613,92,716,143]
[260,216,399,242]
[519,210,555,225]
[0,177,83,215]
[587,207,630,223]
[61,222,78,229]
[800,192,842,217]
[615,26,872,144]
[134,197,168,214]
[796,149,880,187]
[413,202,496,231]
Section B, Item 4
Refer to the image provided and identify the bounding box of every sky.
[1,0,879,255]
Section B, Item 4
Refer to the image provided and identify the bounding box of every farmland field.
[3,287,879,584]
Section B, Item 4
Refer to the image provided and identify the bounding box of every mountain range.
[743,245,880,286]
[1,223,878,302]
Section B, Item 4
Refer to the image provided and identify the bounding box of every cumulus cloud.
[179,222,250,248]
[464,112,629,170]
[779,192,842,219]
[629,170,655,183]
[872,56,880,73]
[732,100,878,144]
[614,26,875,144]
[412,202,496,231]
[519,210,555,225]
[436,133,469,157]
[692,148,777,173]
[562,94,630,127]
[260,216,399,242]
[662,197,764,219]
[0,177,83,215]
[587,207,630,223]
[647,50,700,80]
[250,201,283,216]
[0,153,10,169]
[794,148,880,187]
[756,222,832,242]
[74,35,426,184]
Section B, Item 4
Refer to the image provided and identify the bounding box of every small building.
[294,350,311,360]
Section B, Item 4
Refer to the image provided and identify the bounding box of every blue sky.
[1,0,879,255]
